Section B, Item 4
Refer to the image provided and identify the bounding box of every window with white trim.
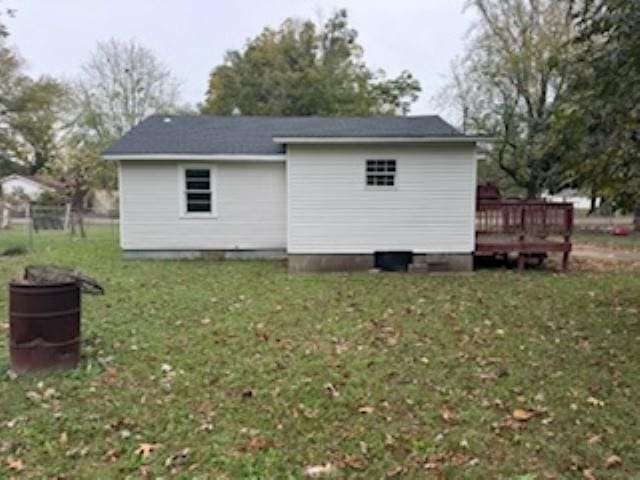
[366,159,396,187]
[184,168,213,214]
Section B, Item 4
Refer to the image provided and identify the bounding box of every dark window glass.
[186,180,210,190]
[185,169,212,213]
[186,201,211,212]
[366,160,396,187]
[185,169,210,179]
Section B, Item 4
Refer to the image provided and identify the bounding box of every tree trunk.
[588,195,597,216]
[526,184,539,199]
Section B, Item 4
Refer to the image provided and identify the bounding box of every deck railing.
[476,200,573,237]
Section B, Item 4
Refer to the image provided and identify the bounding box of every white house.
[103,115,485,272]
[0,174,64,201]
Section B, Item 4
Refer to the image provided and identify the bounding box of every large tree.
[5,76,70,174]
[0,42,23,176]
[551,0,640,216]
[74,38,181,144]
[202,10,420,116]
[69,38,182,188]
[440,0,574,198]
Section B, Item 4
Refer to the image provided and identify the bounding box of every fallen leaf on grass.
[512,409,535,421]
[303,463,336,477]
[605,454,621,468]
[441,406,456,423]
[135,443,159,459]
[246,437,268,451]
[104,449,119,462]
[164,448,190,468]
[241,389,255,399]
[324,383,339,398]
[5,457,25,471]
[586,397,604,407]
[358,406,374,414]
[582,468,597,480]
[587,434,602,445]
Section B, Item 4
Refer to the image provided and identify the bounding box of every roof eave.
[101,153,287,161]
[272,136,495,144]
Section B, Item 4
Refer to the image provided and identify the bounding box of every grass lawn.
[0,228,639,479]
[573,231,640,251]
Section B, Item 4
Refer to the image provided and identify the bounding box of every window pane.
[185,169,210,179]
[187,192,211,201]
[187,202,211,212]
[186,191,211,213]
[186,180,210,190]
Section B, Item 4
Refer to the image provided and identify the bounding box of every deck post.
[561,251,570,271]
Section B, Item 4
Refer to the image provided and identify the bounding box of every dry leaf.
[247,437,268,451]
[304,463,336,477]
[587,397,604,407]
[587,434,602,445]
[324,383,339,398]
[512,408,534,421]
[441,406,456,423]
[582,468,597,480]
[605,454,621,468]
[359,441,368,455]
[135,443,159,459]
[358,406,374,414]
[5,457,25,471]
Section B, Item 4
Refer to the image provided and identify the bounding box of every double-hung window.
[182,167,215,216]
[366,159,396,187]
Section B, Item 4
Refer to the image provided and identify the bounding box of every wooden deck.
[475,200,574,270]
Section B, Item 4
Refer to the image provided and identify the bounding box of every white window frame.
[365,159,397,190]
[178,164,218,218]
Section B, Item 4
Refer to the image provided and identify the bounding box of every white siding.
[287,144,476,254]
[120,160,286,250]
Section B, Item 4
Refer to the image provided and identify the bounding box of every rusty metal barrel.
[9,281,81,373]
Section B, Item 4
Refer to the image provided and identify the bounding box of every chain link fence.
[0,202,119,254]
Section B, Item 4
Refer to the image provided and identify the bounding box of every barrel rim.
[9,280,80,289]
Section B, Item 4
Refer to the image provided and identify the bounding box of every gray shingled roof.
[103,115,464,156]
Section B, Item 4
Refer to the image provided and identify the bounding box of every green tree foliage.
[6,76,70,174]
[0,43,22,177]
[441,0,574,198]
[201,10,420,116]
[550,0,640,212]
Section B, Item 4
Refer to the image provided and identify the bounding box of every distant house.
[0,174,65,201]
[103,115,486,272]
[542,189,599,211]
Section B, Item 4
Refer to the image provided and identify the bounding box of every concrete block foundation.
[288,253,473,273]
[411,253,474,272]
[123,250,473,273]
[288,254,374,273]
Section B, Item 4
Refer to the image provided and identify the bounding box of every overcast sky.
[4,0,475,121]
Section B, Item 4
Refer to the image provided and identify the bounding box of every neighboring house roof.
[103,115,474,158]
[0,174,65,192]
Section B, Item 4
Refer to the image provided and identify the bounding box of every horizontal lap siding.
[120,160,286,250]
[287,144,476,254]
